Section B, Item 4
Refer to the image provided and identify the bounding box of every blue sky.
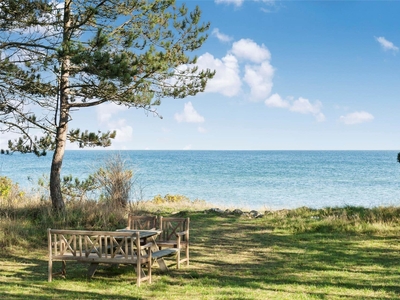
[3,0,400,151]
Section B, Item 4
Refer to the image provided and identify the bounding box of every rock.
[208,208,224,214]
[232,209,243,215]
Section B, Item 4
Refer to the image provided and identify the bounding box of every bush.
[94,154,134,208]
[151,194,191,204]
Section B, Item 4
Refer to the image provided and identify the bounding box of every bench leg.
[186,246,189,266]
[157,258,169,272]
[48,259,52,282]
[88,263,99,278]
[177,251,181,269]
[62,261,66,275]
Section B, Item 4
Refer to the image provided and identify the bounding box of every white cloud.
[183,144,192,150]
[107,119,133,142]
[231,39,271,63]
[196,39,275,100]
[290,97,322,115]
[198,126,207,133]
[174,102,205,123]
[215,0,244,7]
[196,53,241,97]
[265,94,325,122]
[375,36,399,53]
[215,0,274,7]
[96,103,128,123]
[115,125,133,142]
[95,103,133,143]
[339,111,374,125]
[244,61,274,100]
[265,93,289,108]
[212,28,233,43]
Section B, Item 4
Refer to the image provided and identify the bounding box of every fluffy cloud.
[375,36,399,53]
[231,39,271,63]
[215,0,244,7]
[174,102,205,123]
[265,93,289,108]
[195,38,274,100]
[339,111,374,125]
[244,61,274,100]
[114,122,133,142]
[212,28,233,43]
[95,103,133,143]
[96,103,128,123]
[215,0,274,7]
[265,93,325,122]
[196,53,241,97]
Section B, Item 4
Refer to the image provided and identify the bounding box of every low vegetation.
[0,175,399,299]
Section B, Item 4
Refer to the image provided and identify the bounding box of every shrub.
[151,194,191,204]
[93,154,134,208]
[0,176,12,198]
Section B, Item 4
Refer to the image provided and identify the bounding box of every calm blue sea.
[1,150,400,210]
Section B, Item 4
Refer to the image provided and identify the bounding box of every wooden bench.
[152,248,179,260]
[126,215,190,269]
[47,229,153,286]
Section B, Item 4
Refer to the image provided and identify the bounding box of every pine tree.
[0,0,214,211]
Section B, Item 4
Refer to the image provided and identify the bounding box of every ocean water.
[1,150,400,210]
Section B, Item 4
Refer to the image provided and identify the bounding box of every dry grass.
[1,194,400,299]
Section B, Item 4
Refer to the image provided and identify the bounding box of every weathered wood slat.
[47,228,154,286]
[152,248,179,259]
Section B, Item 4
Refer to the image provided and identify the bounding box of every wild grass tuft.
[264,205,400,234]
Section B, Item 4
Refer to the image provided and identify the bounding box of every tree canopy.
[0,0,214,210]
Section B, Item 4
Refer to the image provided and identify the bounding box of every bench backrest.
[47,229,141,259]
[127,215,157,230]
[158,217,190,242]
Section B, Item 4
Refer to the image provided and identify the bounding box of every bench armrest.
[140,242,154,250]
[175,230,189,238]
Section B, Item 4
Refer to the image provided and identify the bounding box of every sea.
[1,150,400,210]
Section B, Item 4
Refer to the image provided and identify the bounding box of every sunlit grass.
[0,195,400,299]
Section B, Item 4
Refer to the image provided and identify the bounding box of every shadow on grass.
[182,211,400,299]
[0,253,146,299]
[0,211,399,299]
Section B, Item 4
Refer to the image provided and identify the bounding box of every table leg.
[88,263,99,278]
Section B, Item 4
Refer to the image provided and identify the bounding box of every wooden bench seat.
[48,229,153,286]
[152,248,179,260]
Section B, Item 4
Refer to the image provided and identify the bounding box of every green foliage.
[0,176,25,219]
[0,0,214,156]
[151,194,191,204]
[0,0,214,211]
[0,175,24,200]
[264,205,400,234]
[0,176,12,198]
[38,174,98,202]
[1,204,400,298]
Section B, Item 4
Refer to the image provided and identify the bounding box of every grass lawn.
[0,209,400,299]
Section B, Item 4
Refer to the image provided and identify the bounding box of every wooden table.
[116,229,170,271]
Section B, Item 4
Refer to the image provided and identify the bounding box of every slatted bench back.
[158,217,190,242]
[127,215,157,230]
[48,229,141,260]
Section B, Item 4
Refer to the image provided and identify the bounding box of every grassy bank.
[1,196,400,299]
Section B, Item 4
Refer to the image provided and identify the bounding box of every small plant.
[0,176,12,198]
[93,154,134,208]
[151,194,191,204]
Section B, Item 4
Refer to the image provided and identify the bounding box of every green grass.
[1,201,400,299]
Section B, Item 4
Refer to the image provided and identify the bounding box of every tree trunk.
[50,0,71,212]
[50,127,67,211]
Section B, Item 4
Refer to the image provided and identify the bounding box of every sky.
[3,0,400,151]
